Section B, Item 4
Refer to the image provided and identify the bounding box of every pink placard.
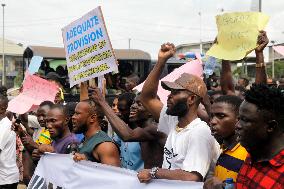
[8,73,59,114]
[273,46,284,56]
[134,55,203,104]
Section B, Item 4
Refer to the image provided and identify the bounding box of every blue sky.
[3,0,284,58]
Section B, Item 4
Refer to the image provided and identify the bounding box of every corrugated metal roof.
[114,49,151,60]
[24,46,151,60]
[0,38,24,56]
[176,41,213,49]
[25,46,66,59]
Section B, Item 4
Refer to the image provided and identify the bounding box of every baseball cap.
[161,73,207,99]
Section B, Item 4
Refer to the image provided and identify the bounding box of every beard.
[121,115,130,124]
[166,98,188,117]
[73,123,88,134]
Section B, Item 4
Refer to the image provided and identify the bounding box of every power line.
[1,14,217,31]
[5,35,63,46]
[5,16,74,24]
[107,17,217,31]
[131,38,164,45]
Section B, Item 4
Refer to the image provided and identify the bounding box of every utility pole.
[198,0,202,54]
[271,40,275,79]
[199,11,202,54]
[241,60,245,77]
[128,38,131,49]
[2,4,5,86]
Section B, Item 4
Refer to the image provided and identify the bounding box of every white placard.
[62,6,118,87]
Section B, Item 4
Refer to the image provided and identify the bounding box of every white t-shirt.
[0,117,19,185]
[158,106,219,178]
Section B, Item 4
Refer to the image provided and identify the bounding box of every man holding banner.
[72,99,120,166]
[32,104,78,157]
[21,6,284,188]
[137,43,219,183]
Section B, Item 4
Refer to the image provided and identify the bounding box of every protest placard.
[207,12,269,60]
[134,54,203,104]
[203,56,217,76]
[28,153,203,189]
[7,73,58,114]
[62,6,118,87]
[28,56,43,74]
[273,45,284,56]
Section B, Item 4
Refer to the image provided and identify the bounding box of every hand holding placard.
[207,12,269,60]
[255,30,269,53]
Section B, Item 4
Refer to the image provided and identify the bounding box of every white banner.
[28,154,203,189]
[62,6,118,87]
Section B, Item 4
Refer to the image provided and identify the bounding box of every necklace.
[175,124,189,132]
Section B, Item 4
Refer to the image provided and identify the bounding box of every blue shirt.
[75,133,84,142]
[113,134,144,171]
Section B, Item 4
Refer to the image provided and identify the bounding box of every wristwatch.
[150,167,159,179]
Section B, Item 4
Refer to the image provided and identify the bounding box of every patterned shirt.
[214,143,247,182]
[236,149,284,189]
[35,128,52,145]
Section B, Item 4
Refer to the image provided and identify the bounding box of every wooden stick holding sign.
[97,75,106,98]
[80,82,89,101]
[89,78,97,88]
[80,76,106,102]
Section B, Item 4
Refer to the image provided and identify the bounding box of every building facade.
[0,38,24,88]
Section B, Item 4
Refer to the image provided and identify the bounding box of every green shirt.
[79,131,113,162]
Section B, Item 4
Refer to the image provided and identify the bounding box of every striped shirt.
[214,143,247,182]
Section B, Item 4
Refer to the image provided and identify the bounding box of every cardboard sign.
[207,12,269,60]
[203,56,217,76]
[28,56,43,74]
[62,6,118,87]
[134,54,203,104]
[273,46,284,56]
[8,73,58,114]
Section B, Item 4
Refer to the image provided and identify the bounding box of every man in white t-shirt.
[137,43,219,183]
[0,95,19,189]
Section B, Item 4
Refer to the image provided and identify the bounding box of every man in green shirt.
[72,99,120,167]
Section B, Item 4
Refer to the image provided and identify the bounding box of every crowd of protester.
[0,30,283,189]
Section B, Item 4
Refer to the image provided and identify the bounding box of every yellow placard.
[207,12,269,60]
